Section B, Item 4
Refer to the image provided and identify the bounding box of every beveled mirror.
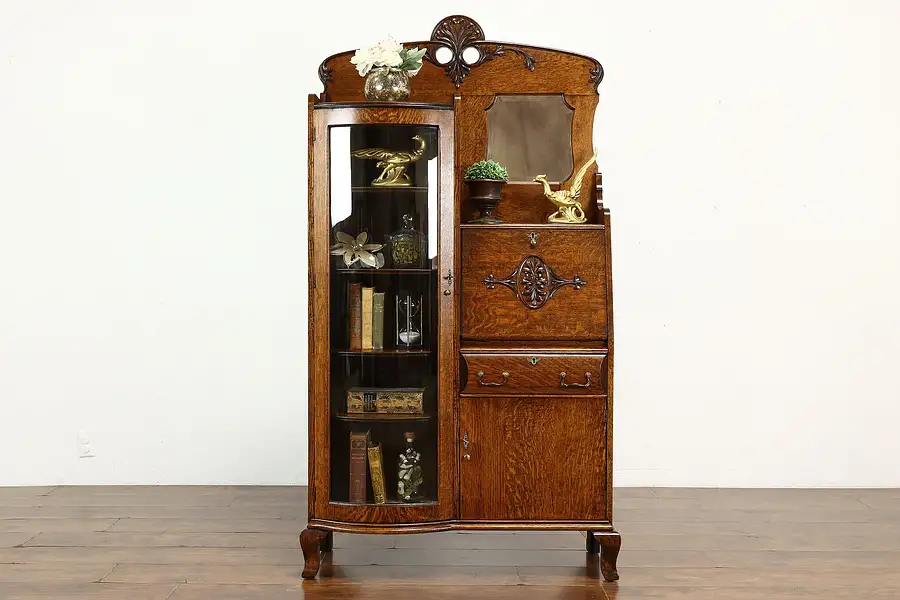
[486,95,574,183]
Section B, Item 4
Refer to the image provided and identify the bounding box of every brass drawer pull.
[560,371,592,388]
[476,371,509,387]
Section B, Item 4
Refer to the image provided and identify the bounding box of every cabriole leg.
[299,528,329,579]
[598,531,621,582]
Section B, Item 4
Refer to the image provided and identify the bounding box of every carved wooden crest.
[424,15,536,88]
[483,255,587,309]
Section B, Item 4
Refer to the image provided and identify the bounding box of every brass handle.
[464,453,471,461]
[476,371,509,387]
[463,431,471,460]
[560,371,592,388]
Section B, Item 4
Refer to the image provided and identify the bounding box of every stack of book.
[349,284,385,351]
[349,431,387,505]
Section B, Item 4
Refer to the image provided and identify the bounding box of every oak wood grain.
[461,227,607,340]
[460,396,607,521]
[320,46,602,103]
[460,352,607,396]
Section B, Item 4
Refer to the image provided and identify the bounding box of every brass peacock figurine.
[351,135,426,187]
[535,149,598,223]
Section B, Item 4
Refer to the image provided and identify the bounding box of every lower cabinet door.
[460,396,608,521]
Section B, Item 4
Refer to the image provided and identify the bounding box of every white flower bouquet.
[350,39,427,77]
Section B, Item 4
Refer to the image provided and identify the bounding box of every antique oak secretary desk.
[303,15,620,581]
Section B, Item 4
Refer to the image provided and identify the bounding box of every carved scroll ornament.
[483,255,586,309]
[425,15,536,88]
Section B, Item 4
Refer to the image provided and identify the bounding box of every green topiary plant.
[464,160,510,181]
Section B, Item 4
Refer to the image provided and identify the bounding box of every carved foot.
[598,531,621,582]
[299,528,329,579]
[586,530,600,554]
[321,531,333,552]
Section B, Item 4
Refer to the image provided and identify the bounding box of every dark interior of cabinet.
[327,124,440,505]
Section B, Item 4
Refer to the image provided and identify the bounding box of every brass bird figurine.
[351,135,426,187]
[535,149,598,223]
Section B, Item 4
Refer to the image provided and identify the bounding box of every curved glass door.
[328,124,439,505]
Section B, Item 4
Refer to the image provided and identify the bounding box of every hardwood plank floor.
[1,486,899,599]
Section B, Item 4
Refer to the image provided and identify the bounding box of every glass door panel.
[327,124,440,505]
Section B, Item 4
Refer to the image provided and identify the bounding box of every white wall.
[1,1,899,486]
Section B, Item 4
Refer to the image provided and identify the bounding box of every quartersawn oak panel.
[460,353,607,396]
[320,47,602,104]
[461,226,607,340]
[460,396,607,521]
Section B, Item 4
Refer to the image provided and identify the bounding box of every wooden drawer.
[461,226,607,340]
[461,353,607,395]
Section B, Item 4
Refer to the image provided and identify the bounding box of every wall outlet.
[77,430,95,458]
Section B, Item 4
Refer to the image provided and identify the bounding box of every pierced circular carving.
[461,46,481,65]
[424,15,537,88]
[434,46,454,65]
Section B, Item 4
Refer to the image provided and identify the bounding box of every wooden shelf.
[460,223,605,230]
[335,268,434,275]
[333,348,431,356]
[351,186,429,193]
[330,499,438,507]
[335,412,432,422]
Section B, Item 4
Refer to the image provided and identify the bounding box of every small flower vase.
[364,67,411,102]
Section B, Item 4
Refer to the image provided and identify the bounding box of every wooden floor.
[2,487,899,599]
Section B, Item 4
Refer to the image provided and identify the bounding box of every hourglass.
[395,295,423,347]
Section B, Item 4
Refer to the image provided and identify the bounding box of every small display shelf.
[335,268,433,275]
[332,498,438,507]
[351,186,429,193]
[333,348,431,356]
[335,413,432,422]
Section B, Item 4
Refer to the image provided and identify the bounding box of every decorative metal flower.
[330,231,385,268]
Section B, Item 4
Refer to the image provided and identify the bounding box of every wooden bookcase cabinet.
[303,15,620,581]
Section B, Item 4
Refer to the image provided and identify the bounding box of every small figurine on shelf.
[330,230,385,268]
[535,149,598,224]
[351,136,426,187]
[464,160,509,224]
[390,214,425,268]
[397,431,424,502]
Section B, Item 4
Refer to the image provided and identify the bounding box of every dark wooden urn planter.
[465,179,506,224]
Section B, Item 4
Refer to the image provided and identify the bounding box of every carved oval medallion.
[483,254,587,310]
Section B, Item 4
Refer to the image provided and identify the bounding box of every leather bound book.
[348,283,362,351]
[361,287,374,350]
[367,441,387,504]
[372,292,385,350]
[349,431,369,504]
